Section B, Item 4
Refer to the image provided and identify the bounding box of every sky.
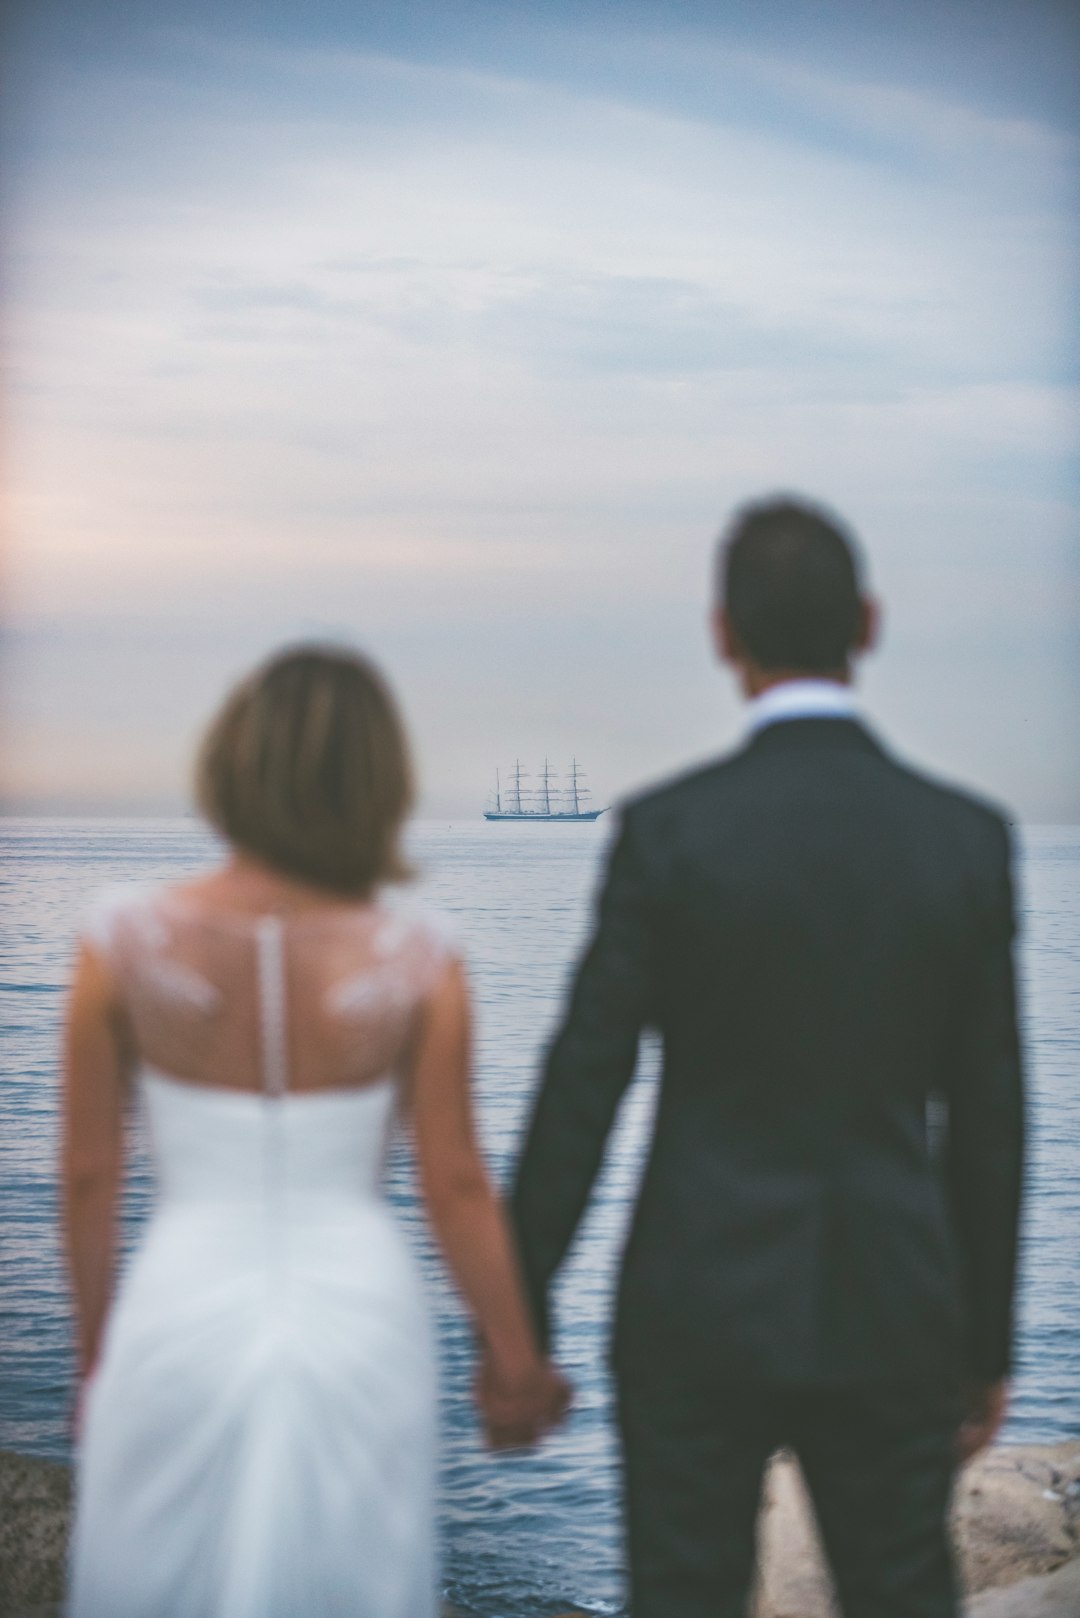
[2,0,1078,819]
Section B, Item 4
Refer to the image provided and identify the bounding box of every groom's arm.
[945,816,1025,1386]
[511,809,657,1349]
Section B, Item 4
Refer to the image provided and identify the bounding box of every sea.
[1,817,1078,1618]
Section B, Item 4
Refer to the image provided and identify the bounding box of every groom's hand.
[957,1378,1009,1463]
[475,1353,571,1450]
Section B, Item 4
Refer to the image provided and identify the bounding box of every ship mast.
[495,767,501,813]
[569,756,582,814]
[509,759,527,814]
[540,758,553,815]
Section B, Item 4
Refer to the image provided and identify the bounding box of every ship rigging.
[484,758,606,822]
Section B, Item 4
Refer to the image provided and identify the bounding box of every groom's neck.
[741,664,852,699]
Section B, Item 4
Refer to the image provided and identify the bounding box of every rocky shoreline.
[2,1442,1077,1617]
[751,1443,1080,1617]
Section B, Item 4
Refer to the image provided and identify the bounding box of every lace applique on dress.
[139,958,222,1015]
[327,973,413,1017]
[84,889,220,1013]
[81,885,145,958]
[323,898,458,1046]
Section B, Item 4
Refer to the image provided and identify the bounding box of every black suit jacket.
[512,718,1024,1385]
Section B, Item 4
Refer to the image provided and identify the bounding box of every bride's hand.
[475,1352,571,1450]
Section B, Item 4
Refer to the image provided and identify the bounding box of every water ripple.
[1,817,1077,1617]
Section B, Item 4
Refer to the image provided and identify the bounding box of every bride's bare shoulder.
[81,880,163,949]
[371,888,462,959]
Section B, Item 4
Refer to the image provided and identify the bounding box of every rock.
[956,1444,1080,1594]
[0,1451,71,1617]
[967,1557,1080,1617]
[751,1442,1080,1618]
[2,1442,1078,1617]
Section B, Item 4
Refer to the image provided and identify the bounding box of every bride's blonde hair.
[195,645,414,896]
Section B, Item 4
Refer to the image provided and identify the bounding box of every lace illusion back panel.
[68,885,452,1618]
[92,886,451,1095]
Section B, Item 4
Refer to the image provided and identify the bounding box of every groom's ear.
[712,605,741,666]
[855,596,881,657]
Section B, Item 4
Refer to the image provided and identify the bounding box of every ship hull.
[483,810,606,822]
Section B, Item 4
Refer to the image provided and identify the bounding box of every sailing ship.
[484,758,606,822]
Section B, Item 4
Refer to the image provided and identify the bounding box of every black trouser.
[618,1369,961,1618]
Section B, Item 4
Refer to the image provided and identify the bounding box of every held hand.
[475,1352,572,1450]
[957,1378,1009,1463]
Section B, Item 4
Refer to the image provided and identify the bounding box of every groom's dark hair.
[718,497,864,672]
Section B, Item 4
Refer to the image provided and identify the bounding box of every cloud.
[2,10,1077,816]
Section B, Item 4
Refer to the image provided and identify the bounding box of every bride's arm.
[61,944,131,1382]
[408,958,569,1445]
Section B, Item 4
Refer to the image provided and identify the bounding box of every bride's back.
[91,884,451,1098]
[88,882,454,1214]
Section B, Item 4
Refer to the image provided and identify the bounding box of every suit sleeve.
[511,810,657,1349]
[945,818,1025,1382]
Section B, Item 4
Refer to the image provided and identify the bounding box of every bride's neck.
[199,852,355,916]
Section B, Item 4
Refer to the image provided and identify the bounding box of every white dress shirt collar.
[746,678,860,735]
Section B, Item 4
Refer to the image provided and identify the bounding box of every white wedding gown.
[68,884,455,1618]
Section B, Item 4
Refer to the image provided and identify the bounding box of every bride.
[62,644,569,1618]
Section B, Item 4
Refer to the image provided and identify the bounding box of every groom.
[509,498,1025,1616]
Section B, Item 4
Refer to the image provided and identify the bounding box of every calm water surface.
[1,817,1078,1618]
